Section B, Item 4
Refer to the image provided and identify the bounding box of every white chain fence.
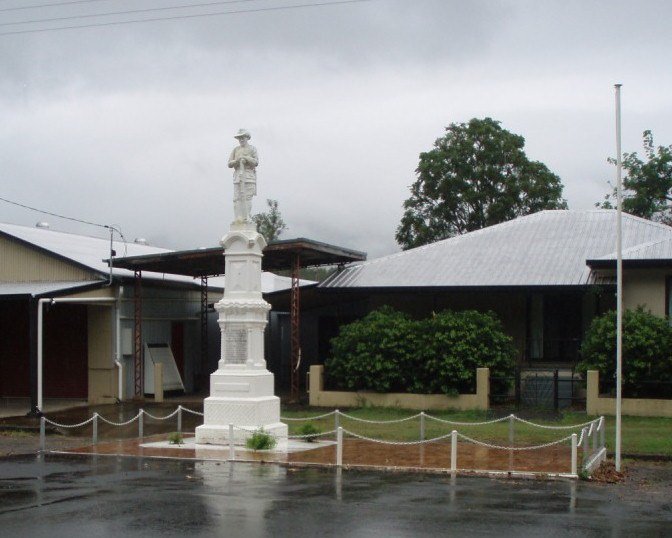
[43,416,95,429]
[39,406,605,476]
[456,432,574,451]
[337,412,421,424]
[425,414,510,426]
[96,412,143,427]
[342,428,454,446]
[281,411,336,421]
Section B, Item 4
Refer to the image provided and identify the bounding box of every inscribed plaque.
[225,330,248,364]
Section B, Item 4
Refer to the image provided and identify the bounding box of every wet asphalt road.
[0,455,670,537]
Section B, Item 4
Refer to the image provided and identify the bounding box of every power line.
[0,0,117,14]
[0,0,371,36]
[1,0,260,27]
[0,195,109,229]
[0,194,129,254]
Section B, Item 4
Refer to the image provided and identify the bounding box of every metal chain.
[514,416,600,430]
[43,416,94,429]
[342,428,454,446]
[587,422,595,437]
[338,412,421,424]
[143,408,180,421]
[96,412,142,427]
[457,432,573,451]
[179,407,204,416]
[281,411,336,421]
[425,414,510,426]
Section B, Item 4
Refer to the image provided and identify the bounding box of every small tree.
[577,308,672,394]
[597,130,672,224]
[253,199,287,242]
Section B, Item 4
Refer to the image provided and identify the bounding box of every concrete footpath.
[0,454,671,537]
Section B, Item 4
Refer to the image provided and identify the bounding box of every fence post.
[138,409,144,439]
[582,427,589,462]
[39,416,46,452]
[592,421,598,452]
[92,413,98,445]
[335,409,340,432]
[600,417,606,449]
[228,424,235,461]
[450,430,457,472]
[508,414,514,447]
[571,433,578,475]
[177,406,183,434]
[336,426,343,467]
[553,369,559,412]
[420,412,425,442]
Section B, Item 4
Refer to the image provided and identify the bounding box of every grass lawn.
[280,406,672,457]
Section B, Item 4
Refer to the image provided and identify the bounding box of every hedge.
[325,306,516,395]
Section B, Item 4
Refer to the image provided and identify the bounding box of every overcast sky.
[1,0,671,259]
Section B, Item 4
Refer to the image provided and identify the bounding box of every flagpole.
[614,83,623,472]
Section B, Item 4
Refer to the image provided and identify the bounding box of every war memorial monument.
[195,129,287,445]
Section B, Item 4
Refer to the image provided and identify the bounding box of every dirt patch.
[585,459,672,509]
[590,460,627,483]
[0,431,89,457]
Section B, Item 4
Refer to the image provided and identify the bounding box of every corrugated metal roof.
[0,223,298,294]
[0,281,102,298]
[320,210,672,289]
[0,222,174,281]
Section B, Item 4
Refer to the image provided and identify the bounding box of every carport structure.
[111,238,366,402]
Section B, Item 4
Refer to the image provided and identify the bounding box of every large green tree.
[597,130,672,224]
[252,199,287,242]
[395,118,568,250]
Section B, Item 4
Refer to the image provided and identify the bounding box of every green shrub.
[577,307,672,392]
[168,431,183,445]
[297,423,321,442]
[414,310,517,394]
[325,306,516,395]
[245,428,277,451]
[326,306,416,392]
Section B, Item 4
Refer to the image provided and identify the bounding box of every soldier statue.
[228,128,259,223]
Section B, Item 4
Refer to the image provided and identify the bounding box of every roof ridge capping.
[592,234,672,261]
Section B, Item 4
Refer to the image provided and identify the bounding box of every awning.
[0,281,105,299]
[109,238,366,277]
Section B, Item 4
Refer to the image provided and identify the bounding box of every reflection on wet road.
[0,454,670,537]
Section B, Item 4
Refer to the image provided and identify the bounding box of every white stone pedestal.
[195,222,287,445]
